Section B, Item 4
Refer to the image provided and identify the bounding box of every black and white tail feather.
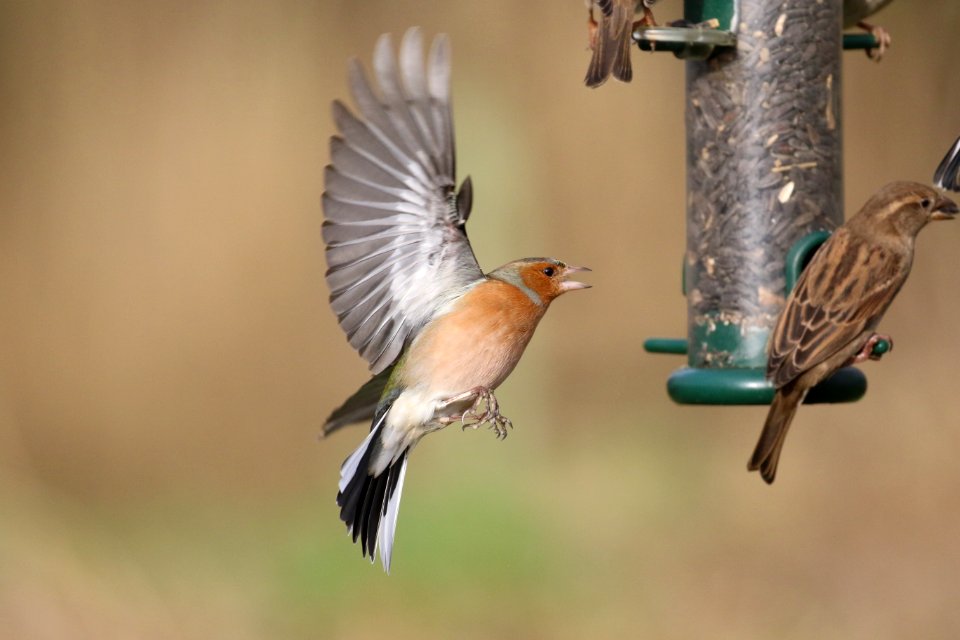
[934,135,960,192]
[336,408,409,574]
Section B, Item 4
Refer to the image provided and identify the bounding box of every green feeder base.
[665,366,867,405]
[645,229,888,405]
[644,334,879,405]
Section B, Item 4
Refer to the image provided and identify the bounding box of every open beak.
[931,194,960,220]
[559,265,592,292]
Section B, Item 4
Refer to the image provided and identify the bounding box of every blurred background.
[1,1,959,638]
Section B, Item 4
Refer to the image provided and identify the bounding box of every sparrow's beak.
[931,194,960,220]
[559,265,592,292]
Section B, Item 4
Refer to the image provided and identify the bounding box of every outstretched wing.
[767,228,908,388]
[323,29,483,374]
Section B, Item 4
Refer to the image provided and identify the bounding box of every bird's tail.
[336,409,409,573]
[748,384,807,484]
[585,4,633,87]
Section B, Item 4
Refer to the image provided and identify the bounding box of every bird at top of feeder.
[844,0,894,60]
[321,28,591,572]
[582,0,894,86]
[748,181,958,485]
[584,0,658,87]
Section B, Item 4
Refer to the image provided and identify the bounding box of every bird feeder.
[643,0,886,404]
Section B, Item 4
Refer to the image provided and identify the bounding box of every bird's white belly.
[369,390,437,475]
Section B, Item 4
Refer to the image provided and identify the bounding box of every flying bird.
[322,29,591,571]
[748,182,958,484]
[585,0,658,88]
[844,0,894,60]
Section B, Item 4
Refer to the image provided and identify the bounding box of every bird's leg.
[435,387,485,427]
[857,20,891,61]
[473,391,513,440]
[436,387,514,439]
[437,388,481,408]
[634,4,658,29]
[851,333,894,364]
[455,387,514,440]
[632,4,658,51]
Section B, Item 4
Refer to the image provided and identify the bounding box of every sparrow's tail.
[748,383,806,484]
[585,7,633,87]
[336,409,409,573]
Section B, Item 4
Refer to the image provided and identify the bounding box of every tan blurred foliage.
[1,1,960,638]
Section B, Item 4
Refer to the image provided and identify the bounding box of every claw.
[858,21,891,61]
[635,5,657,28]
[491,415,513,440]
[443,387,514,440]
[851,333,893,365]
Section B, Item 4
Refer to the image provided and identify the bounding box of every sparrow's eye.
[542,267,555,277]
[921,198,932,208]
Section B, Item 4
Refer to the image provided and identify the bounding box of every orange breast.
[400,280,547,396]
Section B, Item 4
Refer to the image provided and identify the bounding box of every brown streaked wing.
[585,0,634,87]
[767,229,908,388]
[596,0,615,17]
[609,1,635,83]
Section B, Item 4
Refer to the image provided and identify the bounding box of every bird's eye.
[921,198,932,208]
[542,267,555,277]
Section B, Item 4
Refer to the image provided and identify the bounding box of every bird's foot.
[635,5,657,28]
[633,6,658,51]
[460,388,513,440]
[858,21,891,61]
[852,333,893,364]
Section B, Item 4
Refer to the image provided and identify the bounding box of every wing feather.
[768,229,908,387]
[323,27,482,373]
[934,135,960,192]
[329,136,411,191]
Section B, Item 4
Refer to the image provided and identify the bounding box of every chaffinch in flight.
[321,28,590,572]
[748,182,958,484]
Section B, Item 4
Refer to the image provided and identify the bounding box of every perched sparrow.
[323,29,590,571]
[748,182,958,484]
[934,136,960,193]
[844,0,894,60]
[584,0,657,88]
